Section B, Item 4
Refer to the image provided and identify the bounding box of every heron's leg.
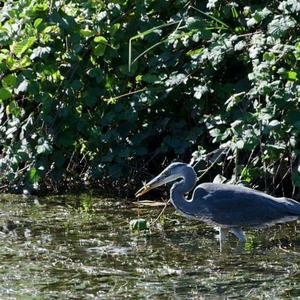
[218,228,229,252]
[219,227,229,242]
[229,228,246,243]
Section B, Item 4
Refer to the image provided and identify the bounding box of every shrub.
[0,0,299,196]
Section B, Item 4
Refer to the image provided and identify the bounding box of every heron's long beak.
[135,173,178,198]
[135,176,162,198]
[135,184,151,198]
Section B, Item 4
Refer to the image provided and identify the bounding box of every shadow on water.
[0,193,300,298]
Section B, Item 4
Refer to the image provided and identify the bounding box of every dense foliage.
[0,0,300,195]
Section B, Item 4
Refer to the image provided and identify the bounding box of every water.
[0,194,300,299]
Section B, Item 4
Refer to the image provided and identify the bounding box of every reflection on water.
[0,193,300,298]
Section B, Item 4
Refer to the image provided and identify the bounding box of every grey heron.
[135,162,300,243]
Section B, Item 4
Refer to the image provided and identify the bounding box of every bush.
[0,0,299,196]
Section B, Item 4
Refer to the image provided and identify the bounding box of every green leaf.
[33,3,48,12]
[15,79,29,94]
[93,36,108,57]
[209,128,221,137]
[254,8,271,22]
[11,37,36,57]
[263,52,276,62]
[287,71,298,81]
[28,167,40,184]
[268,15,297,38]
[94,36,108,44]
[165,73,187,87]
[241,168,252,183]
[2,74,17,88]
[6,100,21,117]
[30,46,51,60]
[187,48,204,57]
[279,0,300,13]
[6,126,18,137]
[194,85,209,99]
[34,18,43,29]
[80,29,95,37]
[236,140,244,149]
[93,43,107,57]
[10,56,32,70]
[129,219,149,231]
[110,23,120,35]
[0,88,12,100]
[142,74,158,83]
[36,139,53,154]
[269,120,281,128]
[186,17,206,30]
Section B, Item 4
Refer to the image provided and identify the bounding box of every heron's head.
[135,162,190,197]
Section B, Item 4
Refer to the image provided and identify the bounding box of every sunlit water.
[1,194,300,299]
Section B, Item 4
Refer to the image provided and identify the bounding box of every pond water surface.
[1,193,300,299]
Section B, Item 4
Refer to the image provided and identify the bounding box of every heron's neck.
[170,165,197,216]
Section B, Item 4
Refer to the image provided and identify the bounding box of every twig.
[197,148,228,181]
[131,19,184,66]
[66,149,75,172]
[150,199,171,226]
[189,5,231,30]
[290,145,296,198]
[278,245,300,256]
[103,87,147,103]
[234,148,239,183]
[0,185,8,190]
[191,147,227,168]
[128,20,181,71]
[274,167,291,193]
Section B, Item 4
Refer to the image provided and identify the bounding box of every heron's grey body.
[136,162,300,243]
[173,182,300,228]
